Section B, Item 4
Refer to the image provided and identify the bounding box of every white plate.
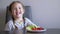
[26,28,46,33]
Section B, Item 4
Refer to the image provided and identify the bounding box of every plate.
[26,28,46,33]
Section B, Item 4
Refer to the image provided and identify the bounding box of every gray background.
[0,0,60,31]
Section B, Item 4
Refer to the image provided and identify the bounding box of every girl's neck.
[14,17,24,23]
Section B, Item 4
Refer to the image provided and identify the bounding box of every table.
[0,29,60,34]
[27,29,60,34]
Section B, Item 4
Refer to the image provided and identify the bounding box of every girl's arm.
[25,18,38,27]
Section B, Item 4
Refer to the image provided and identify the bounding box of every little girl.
[5,1,38,34]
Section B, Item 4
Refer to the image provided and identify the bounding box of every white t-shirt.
[4,18,37,31]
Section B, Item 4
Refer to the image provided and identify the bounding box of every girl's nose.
[16,9,21,15]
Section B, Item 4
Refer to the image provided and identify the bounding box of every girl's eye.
[19,7,21,9]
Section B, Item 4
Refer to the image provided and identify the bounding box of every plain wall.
[28,0,60,29]
[0,0,60,30]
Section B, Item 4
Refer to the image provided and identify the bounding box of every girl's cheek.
[12,11,16,15]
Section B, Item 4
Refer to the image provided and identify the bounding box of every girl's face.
[11,3,24,18]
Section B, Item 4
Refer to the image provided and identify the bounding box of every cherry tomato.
[32,27,44,30]
[36,27,44,30]
[32,28,36,30]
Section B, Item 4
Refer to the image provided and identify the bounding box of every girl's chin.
[14,14,23,18]
[16,15,22,18]
[16,16,21,18]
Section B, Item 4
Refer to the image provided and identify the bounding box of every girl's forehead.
[12,3,22,7]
